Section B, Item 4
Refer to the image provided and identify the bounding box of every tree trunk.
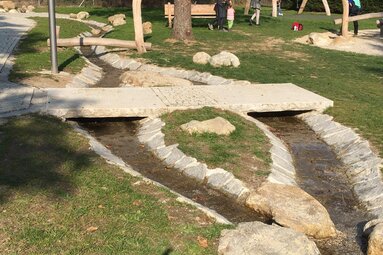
[133,0,146,53]
[172,0,193,41]
[341,0,349,37]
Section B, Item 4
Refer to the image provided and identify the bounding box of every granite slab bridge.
[40,83,333,118]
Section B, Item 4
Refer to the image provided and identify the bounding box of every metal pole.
[48,0,58,74]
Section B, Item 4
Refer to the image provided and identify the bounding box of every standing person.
[249,0,261,26]
[208,0,228,31]
[227,1,235,31]
[349,0,362,35]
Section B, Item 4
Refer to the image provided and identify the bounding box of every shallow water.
[253,114,370,255]
[77,118,262,224]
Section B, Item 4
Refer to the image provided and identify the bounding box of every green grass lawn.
[0,115,228,254]
[10,17,89,81]
[40,6,381,158]
[161,107,271,183]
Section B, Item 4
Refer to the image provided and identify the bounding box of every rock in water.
[210,51,240,68]
[180,117,236,136]
[246,182,337,239]
[193,52,211,65]
[218,221,321,255]
[120,71,193,87]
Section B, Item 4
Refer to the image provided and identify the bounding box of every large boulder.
[8,8,18,13]
[26,5,35,12]
[0,1,16,10]
[308,32,332,47]
[77,11,90,20]
[0,8,6,12]
[193,52,211,65]
[218,221,321,255]
[366,222,383,255]
[246,182,337,239]
[120,71,193,87]
[108,13,126,26]
[143,21,152,35]
[180,117,236,136]
[210,51,240,68]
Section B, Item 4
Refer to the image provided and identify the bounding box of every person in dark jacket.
[208,0,228,31]
[349,0,362,35]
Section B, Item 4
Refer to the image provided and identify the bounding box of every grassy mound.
[161,107,271,187]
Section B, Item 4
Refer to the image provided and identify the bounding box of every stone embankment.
[298,111,383,254]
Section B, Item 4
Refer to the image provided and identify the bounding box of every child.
[249,0,261,26]
[227,2,235,31]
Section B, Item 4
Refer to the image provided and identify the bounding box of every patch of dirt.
[255,37,285,52]
[295,29,383,57]
[18,74,72,88]
[279,50,311,62]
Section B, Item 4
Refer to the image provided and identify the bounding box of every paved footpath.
[0,13,333,119]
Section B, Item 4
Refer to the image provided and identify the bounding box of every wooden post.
[322,0,331,16]
[167,2,172,28]
[298,0,308,14]
[133,0,146,53]
[341,0,349,37]
[244,0,250,15]
[48,38,152,50]
[56,26,60,38]
[272,0,277,17]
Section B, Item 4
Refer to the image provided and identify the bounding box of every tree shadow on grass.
[58,52,82,71]
[0,114,92,204]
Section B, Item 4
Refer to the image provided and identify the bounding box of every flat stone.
[218,221,320,255]
[137,130,163,143]
[221,178,249,201]
[154,144,178,160]
[246,182,337,239]
[146,133,165,150]
[174,156,197,171]
[183,163,207,182]
[270,145,294,165]
[267,172,297,186]
[206,168,235,189]
[207,75,228,85]
[163,147,185,166]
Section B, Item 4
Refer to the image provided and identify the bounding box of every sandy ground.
[295,29,383,57]
[18,73,73,88]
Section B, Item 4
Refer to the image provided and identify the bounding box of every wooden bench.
[164,2,216,27]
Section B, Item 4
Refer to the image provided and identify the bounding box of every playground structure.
[334,11,383,37]
[245,0,330,17]
[298,0,331,16]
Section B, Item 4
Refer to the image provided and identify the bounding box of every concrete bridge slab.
[45,84,333,118]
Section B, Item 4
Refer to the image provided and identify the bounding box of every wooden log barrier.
[334,12,383,25]
[47,37,152,50]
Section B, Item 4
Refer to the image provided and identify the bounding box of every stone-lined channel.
[251,112,370,255]
[76,118,262,224]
